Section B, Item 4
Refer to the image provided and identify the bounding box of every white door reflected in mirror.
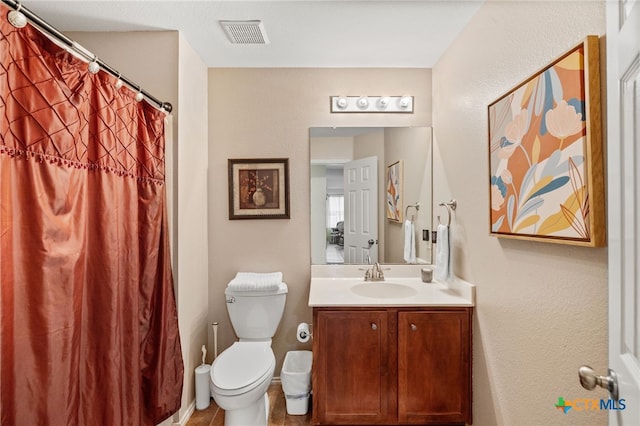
[310,126,433,266]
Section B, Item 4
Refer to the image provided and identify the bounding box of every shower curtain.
[0,10,183,426]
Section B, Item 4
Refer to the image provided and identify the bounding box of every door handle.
[578,365,619,400]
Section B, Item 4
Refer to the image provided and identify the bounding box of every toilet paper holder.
[299,328,311,340]
[297,322,312,342]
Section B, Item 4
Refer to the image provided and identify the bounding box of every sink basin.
[350,282,418,299]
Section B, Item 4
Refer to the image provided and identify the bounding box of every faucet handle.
[364,269,372,280]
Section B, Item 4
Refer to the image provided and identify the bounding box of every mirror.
[310,127,432,265]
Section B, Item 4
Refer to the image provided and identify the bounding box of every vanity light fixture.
[330,96,414,113]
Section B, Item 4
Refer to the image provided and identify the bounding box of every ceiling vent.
[219,20,269,44]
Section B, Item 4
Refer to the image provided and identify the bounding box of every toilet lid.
[211,342,274,392]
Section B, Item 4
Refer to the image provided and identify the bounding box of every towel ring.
[405,202,420,222]
[437,199,457,227]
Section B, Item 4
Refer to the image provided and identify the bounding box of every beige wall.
[383,127,432,263]
[208,68,432,374]
[71,32,210,424]
[176,34,209,422]
[432,1,607,425]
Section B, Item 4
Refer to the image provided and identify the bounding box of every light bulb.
[377,97,390,109]
[336,97,348,109]
[357,97,369,109]
[399,96,412,109]
[135,91,144,102]
[115,78,123,89]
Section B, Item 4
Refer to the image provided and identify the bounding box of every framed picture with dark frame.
[487,35,605,247]
[228,158,290,220]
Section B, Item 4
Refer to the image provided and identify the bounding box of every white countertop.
[309,265,475,307]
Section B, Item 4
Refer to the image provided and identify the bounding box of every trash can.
[281,350,312,415]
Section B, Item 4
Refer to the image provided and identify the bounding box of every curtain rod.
[1,0,172,113]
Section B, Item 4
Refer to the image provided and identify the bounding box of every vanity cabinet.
[312,307,472,425]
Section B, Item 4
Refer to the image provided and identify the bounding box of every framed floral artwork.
[488,36,605,246]
[228,158,290,219]
[386,160,403,222]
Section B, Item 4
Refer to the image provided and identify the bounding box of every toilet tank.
[225,283,288,340]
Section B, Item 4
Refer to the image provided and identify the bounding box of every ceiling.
[17,0,484,68]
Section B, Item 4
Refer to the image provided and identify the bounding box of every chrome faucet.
[364,262,385,281]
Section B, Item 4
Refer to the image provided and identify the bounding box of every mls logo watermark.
[555,396,627,413]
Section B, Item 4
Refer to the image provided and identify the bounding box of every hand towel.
[403,219,416,264]
[434,224,452,282]
[228,272,283,291]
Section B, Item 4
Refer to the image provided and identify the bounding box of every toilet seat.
[211,342,275,396]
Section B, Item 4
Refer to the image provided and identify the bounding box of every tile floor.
[186,384,312,426]
[325,243,344,264]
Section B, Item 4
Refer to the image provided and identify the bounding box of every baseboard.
[172,400,195,426]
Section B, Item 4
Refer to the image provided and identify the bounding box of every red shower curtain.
[0,9,183,426]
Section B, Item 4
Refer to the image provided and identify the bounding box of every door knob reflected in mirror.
[578,365,619,401]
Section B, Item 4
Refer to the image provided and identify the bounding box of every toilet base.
[224,393,269,426]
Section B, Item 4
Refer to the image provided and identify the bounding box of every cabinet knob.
[371,323,377,331]
[410,323,417,331]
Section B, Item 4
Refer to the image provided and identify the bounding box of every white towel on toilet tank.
[403,219,416,264]
[228,272,283,291]
[434,224,452,282]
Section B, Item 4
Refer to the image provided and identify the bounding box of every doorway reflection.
[326,242,344,264]
[326,192,344,263]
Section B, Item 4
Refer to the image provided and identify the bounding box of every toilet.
[210,281,288,426]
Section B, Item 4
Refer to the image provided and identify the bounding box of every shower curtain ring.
[8,2,28,28]
[88,56,100,74]
[115,73,123,89]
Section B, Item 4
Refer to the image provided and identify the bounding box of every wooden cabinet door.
[397,309,471,425]
[313,309,390,424]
